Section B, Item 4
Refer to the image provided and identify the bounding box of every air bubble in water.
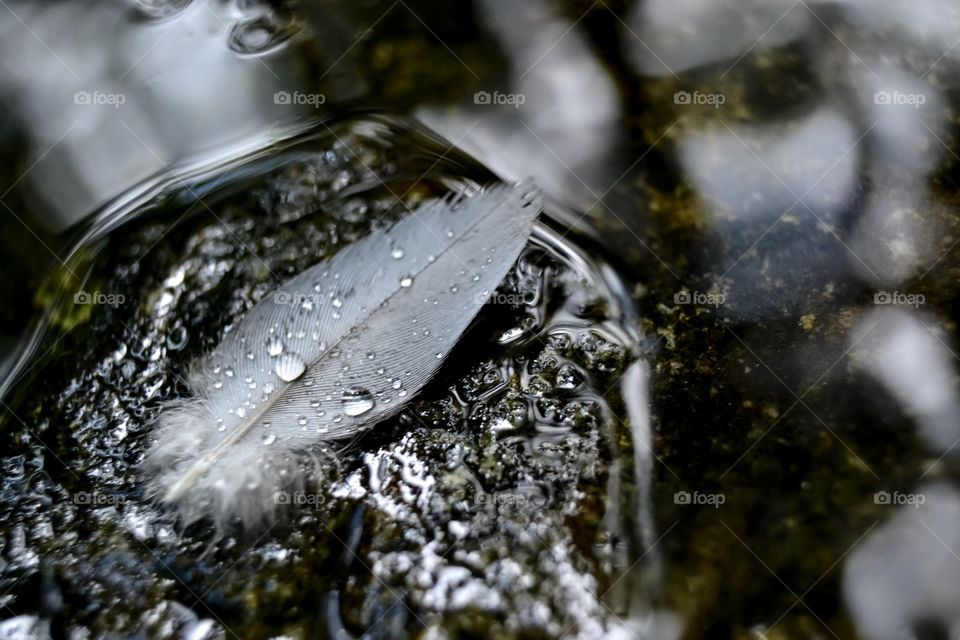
[228,15,300,56]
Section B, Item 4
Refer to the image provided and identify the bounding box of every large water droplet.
[399,275,413,288]
[341,387,375,417]
[275,353,306,382]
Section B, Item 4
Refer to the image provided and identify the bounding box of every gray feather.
[145,180,541,527]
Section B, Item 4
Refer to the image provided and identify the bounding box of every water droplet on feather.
[275,353,306,382]
[341,387,375,417]
[267,336,284,356]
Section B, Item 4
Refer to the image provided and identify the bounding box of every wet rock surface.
[0,119,641,638]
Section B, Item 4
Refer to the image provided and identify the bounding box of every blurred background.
[3,0,960,638]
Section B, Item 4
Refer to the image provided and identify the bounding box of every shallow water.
[0,116,648,637]
[3,0,960,638]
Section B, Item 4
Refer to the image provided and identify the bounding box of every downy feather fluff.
[146,180,542,528]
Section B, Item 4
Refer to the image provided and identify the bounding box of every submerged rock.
[0,117,645,638]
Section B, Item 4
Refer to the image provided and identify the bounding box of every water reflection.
[854,309,960,456]
[3,0,960,637]
[0,0,321,232]
[626,0,809,75]
[418,0,623,220]
[844,483,960,640]
[847,66,947,285]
